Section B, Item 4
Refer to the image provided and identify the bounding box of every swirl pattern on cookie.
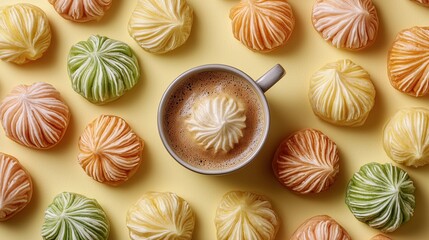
[0,82,70,149]
[48,0,112,22]
[383,107,429,167]
[309,59,376,127]
[229,0,295,52]
[312,0,379,50]
[78,115,144,185]
[186,95,246,153]
[41,192,110,240]
[290,215,351,240]
[215,191,279,240]
[345,162,415,232]
[370,234,392,240]
[68,35,140,104]
[127,192,195,240]
[128,0,193,54]
[0,153,32,221]
[0,3,51,64]
[388,27,429,97]
[272,128,339,194]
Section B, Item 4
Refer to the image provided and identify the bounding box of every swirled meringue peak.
[186,94,246,153]
[48,0,112,22]
[345,162,415,232]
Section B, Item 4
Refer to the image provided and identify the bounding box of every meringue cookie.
[41,192,110,240]
[272,128,339,194]
[128,0,193,54]
[411,0,429,6]
[0,153,32,221]
[312,0,379,50]
[186,95,246,153]
[215,191,279,240]
[68,35,140,104]
[78,115,144,185]
[230,0,295,52]
[0,82,70,149]
[309,59,376,127]
[388,26,429,97]
[127,192,195,240]
[290,215,351,240]
[370,234,392,240]
[383,107,429,167]
[48,0,112,22]
[345,162,415,232]
[0,4,51,64]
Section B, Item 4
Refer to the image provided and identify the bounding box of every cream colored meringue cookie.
[186,94,246,153]
[309,59,376,127]
[0,153,32,221]
[383,107,429,167]
[272,128,339,194]
[230,0,295,52]
[48,0,112,22]
[411,0,429,6]
[78,115,144,185]
[0,3,51,64]
[215,191,279,240]
[0,82,70,149]
[388,26,429,97]
[127,192,195,240]
[370,234,392,240]
[128,0,193,54]
[312,0,379,50]
[290,215,351,240]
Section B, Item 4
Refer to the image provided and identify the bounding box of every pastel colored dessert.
[345,162,415,232]
[290,215,351,240]
[230,0,295,52]
[78,115,144,185]
[388,26,429,97]
[128,0,193,54]
[272,128,339,194]
[68,35,140,104]
[383,107,429,167]
[0,153,32,221]
[312,0,379,50]
[186,94,246,153]
[48,0,112,22]
[127,192,195,240]
[0,82,70,149]
[0,3,51,64]
[41,192,110,240]
[309,59,376,127]
[411,0,429,6]
[371,234,392,240]
[215,191,279,240]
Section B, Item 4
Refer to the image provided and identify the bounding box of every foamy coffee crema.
[164,71,265,170]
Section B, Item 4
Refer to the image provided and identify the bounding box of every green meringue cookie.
[41,192,110,240]
[345,162,415,232]
[68,35,140,104]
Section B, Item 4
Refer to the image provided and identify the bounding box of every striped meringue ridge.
[215,191,279,240]
[312,0,379,50]
[290,215,351,240]
[0,153,32,221]
[68,35,140,104]
[345,162,415,232]
[41,192,110,240]
[128,0,193,54]
[370,234,392,240]
[388,26,429,97]
[126,192,195,240]
[273,129,339,194]
[0,82,70,149]
[78,115,144,185]
[48,0,112,22]
[0,3,51,64]
[230,0,295,52]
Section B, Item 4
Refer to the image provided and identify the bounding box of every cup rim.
[157,64,270,175]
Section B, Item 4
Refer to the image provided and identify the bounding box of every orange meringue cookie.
[412,0,429,6]
[370,234,392,240]
[290,215,351,240]
[48,0,112,22]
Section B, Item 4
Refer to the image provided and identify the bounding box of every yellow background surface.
[0,0,428,239]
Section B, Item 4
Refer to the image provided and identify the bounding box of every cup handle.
[255,64,285,92]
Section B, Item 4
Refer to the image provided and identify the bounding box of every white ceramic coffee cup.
[158,64,285,175]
